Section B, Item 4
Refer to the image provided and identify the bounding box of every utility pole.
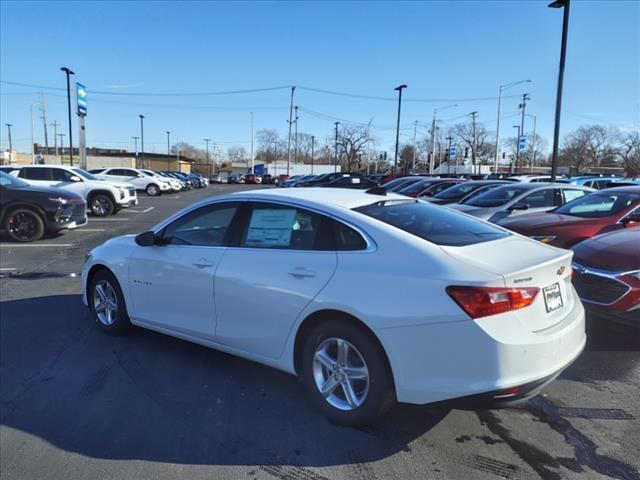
[250,112,254,176]
[393,84,407,176]
[39,93,49,155]
[51,121,60,157]
[166,131,170,157]
[132,136,139,157]
[446,136,453,174]
[31,103,35,164]
[139,115,145,169]
[513,125,521,172]
[286,86,295,176]
[294,105,299,164]
[494,80,531,172]
[517,93,530,172]
[5,124,12,164]
[60,67,75,165]
[549,0,571,182]
[57,134,65,157]
[334,121,340,173]
[470,111,478,175]
[429,104,457,174]
[311,135,315,174]
[411,121,418,172]
[530,115,537,172]
[203,138,211,171]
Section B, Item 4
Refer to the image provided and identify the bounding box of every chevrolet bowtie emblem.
[557,266,565,276]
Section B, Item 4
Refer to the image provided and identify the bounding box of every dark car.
[381,176,429,192]
[0,171,87,242]
[498,187,640,248]
[425,180,512,205]
[261,174,275,185]
[322,176,378,189]
[304,172,363,187]
[397,178,465,198]
[571,227,640,328]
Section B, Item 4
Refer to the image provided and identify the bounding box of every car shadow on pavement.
[1,294,449,467]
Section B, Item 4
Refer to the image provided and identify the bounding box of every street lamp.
[513,125,521,172]
[203,138,211,170]
[430,103,457,174]
[5,123,12,164]
[166,131,170,157]
[60,67,75,165]
[139,115,145,169]
[494,79,531,171]
[549,0,571,182]
[393,84,407,175]
[334,122,340,173]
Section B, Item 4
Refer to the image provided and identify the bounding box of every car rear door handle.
[192,259,214,269]
[288,268,317,278]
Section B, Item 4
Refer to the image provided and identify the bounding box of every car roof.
[595,185,640,194]
[229,187,408,209]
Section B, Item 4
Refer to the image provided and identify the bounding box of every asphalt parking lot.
[1,184,639,480]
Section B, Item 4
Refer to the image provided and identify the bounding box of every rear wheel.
[301,319,394,426]
[90,269,130,335]
[89,194,114,216]
[4,208,45,242]
[146,184,160,196]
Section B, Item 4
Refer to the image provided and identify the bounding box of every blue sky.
[1,0,638,155]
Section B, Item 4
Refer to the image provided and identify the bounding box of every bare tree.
[227,146,248,164]
[170,142,205,161]
[614,129,640,174]
[337,125,370,171]
[256,129,286,164]
[559,125,617,174]
[450,121,494,167]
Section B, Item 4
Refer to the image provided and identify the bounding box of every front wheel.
[90,269,130,335]
[301,319,394,426]
[89,194,115,216]
[4,208,45,242]
[146,184,160,196]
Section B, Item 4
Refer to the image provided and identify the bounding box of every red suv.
[571,227,640,328]
[498,186,640,248]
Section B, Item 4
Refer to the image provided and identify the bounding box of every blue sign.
[518,135,526,153]
[449,144,457,160]
[253,163,264,176]
[76,83,87,117]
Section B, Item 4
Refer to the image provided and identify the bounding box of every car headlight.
[119,189,126,199]
[530,235,557,244]
[49,197,72,205]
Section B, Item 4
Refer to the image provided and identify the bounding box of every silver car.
[448,183,594,223]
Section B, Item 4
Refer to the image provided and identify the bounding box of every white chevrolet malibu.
[82,188,586,425]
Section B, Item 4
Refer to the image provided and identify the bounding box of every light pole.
[166,131,170,157]
[494,79,531,171]
[139,115,145,169]
[286,86,295,176]
[311,135,315,174]
[549,0,571,182]
[132,136,139,157]
[204,138,211,171]
[57,133,65,156]
[430,103,457,174]
[517,93,530,172]
[294,106,299,164]
[50,121,60,157]
[513,125,521,172]
[334,121,340,173]
[5,123,12,164]
[393,84,407,175]
[470,111,478,174]
[446,135,453,174]
[60,67,75,165]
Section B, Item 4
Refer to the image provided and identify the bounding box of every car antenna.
[365,186,387,196]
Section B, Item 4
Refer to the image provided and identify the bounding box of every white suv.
[140,169,182,193]
[15,165,137,216]
[90,167,171,196]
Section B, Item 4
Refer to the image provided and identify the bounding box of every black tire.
[89,194,115,217]
[301,318,394,426]
[89,269,130,335]
[3,207,45,242]
[146,184,160,196]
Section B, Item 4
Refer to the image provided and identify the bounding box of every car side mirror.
[70,175,82,182]
[135,231,159,246]
[622,213,640,225]
[509,202,529,211]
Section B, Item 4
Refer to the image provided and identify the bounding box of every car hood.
[572,227,640,271]
[498,212,588,230]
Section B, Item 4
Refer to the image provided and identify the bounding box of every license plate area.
[543,282,563,313]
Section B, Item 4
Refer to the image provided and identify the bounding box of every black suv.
[0,171,87,242]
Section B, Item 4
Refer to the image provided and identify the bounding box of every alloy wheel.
[8,212,37,241]
[93,280,118,326]
[312,337,370,411]
[91,198,110,216]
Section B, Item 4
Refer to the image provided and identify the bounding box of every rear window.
[354,200,509,246]
[464,185,530,207]
[555,191,640,218]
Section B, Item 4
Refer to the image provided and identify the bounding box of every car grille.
[128,187,136,196]
[72,203,87,217]
[572,268,630,305]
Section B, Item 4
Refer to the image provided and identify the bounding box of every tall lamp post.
[494,79,531,172]
[549,0,571,182]
[311,135,315,174]
[393,84,407,175]
[60,67,75,165]
[166,131,171,157]
[512,125,521,172]
[5,123,12,164]
[334,122,340,173]
[139,115,145,169]
[429,104,457,174]
[204,138,211,172]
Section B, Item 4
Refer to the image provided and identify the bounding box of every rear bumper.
[377,298,586,405]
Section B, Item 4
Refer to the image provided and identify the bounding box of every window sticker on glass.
[246,208,297,247]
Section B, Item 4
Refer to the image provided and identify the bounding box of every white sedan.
[82,188,586,425]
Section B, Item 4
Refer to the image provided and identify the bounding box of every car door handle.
[288,268,317,278]
[192,259,214,269]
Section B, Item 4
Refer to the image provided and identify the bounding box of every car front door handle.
[192,259,214,269]
[288,268,317,278]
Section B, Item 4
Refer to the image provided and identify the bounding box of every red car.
[498,186,640,248]
[398,178,466,198]
[571,227,640,328]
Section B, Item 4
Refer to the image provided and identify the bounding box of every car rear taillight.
[446,286,540,319]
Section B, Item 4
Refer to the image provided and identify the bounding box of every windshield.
[554,191,640,218]
[0,170,29,187]
[354,200,509,246]
[464,185,530,207]
[398,179,437,194]
[434,182,479,199]
[72,168,100,181]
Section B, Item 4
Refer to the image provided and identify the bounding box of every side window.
[122,169,138,176]
[562,189,587,204]
[162,202,239,246]
[50,168,75,182]
[522,189,556,208]
[109,169,126,176]
[583,180,594,188]
[240,203,333,250]
[21,168,51,180]
[333,220,367,251]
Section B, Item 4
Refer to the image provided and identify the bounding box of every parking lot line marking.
[125,207,155,213]
[0,267,17,271]
[88,218,130,222]
[0,244,74,247]
[75,228,107,232]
